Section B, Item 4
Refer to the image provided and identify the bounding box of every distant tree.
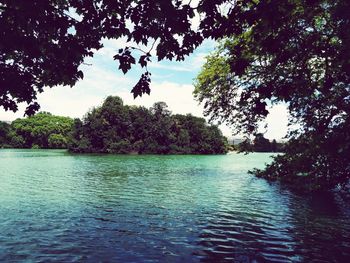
[177,129,190,146]
[150,102,171,117]
[236,136,284,153]
[0,121,11,147]
[10,112,73,148]
[147,102,173,153]
[9,134,25,148]
[67,118,89,152]
[253,134,271,152]
[271,140,278,153]
[107,139,132,154]
[237,140,253,152]
[127,105,153,152]
[172,114,227,154]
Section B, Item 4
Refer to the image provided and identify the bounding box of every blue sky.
[0,38,288,140]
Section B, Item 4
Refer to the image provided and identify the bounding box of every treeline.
[0,96,228,154]
[69,96,228,154]
[0,112,73,149]
[233,134,285,153]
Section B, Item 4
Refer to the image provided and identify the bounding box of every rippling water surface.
[1,149,350,262]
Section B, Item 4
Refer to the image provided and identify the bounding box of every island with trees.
[68,96,228,154]
[0,96,228,155]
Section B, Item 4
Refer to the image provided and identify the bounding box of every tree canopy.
[1,0,203,114]
[4,0,347,114]
[6,112,74,149]
[0,121,11,147]
[194,1,350,136]
[194,1,350,191]
[68,96,228,154]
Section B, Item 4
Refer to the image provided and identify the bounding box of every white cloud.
[97,37,129,59]
[0,63,133,121]
[148,51,209,73]
[148,62,193,72]
[120,81,204,118]
[0,67,202,121]
[262,104,289,140]
[0,106,26,122]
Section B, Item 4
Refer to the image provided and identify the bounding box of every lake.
[1,149,349,262]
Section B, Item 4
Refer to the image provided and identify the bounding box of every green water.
[0,149,349,262]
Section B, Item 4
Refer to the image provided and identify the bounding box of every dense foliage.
[194,1,350,191]
[0,121,11,147]
[253,124,350,192]
[234,134,285,153]
[68,96,228,154]
[0,112,73,149]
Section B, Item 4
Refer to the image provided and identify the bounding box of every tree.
[10,112,73,148]
[172,113,227,154]
[148,102,173,153]
[253,134,271,153]
[271,139,278,153]
[128,105,153,150]
[194,1,350,191]
[10,134,25,148]
[0,121,11,147]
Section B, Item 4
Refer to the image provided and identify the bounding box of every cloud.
[96,37,129,59]
[0,62,133,121]
[0,106,26,122]
[262,104,289,140]
[119,81,204,118]
[0,66,203,122]
[147,51,209,74]
[148,62,193,72]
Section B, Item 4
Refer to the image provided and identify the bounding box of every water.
[1,149,349,262]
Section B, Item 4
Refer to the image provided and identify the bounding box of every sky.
[0,38,289,140]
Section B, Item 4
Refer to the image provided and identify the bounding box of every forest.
[68,96,228,154]
[0,96,229,154]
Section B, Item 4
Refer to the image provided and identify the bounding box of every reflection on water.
[0,149,349,262]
